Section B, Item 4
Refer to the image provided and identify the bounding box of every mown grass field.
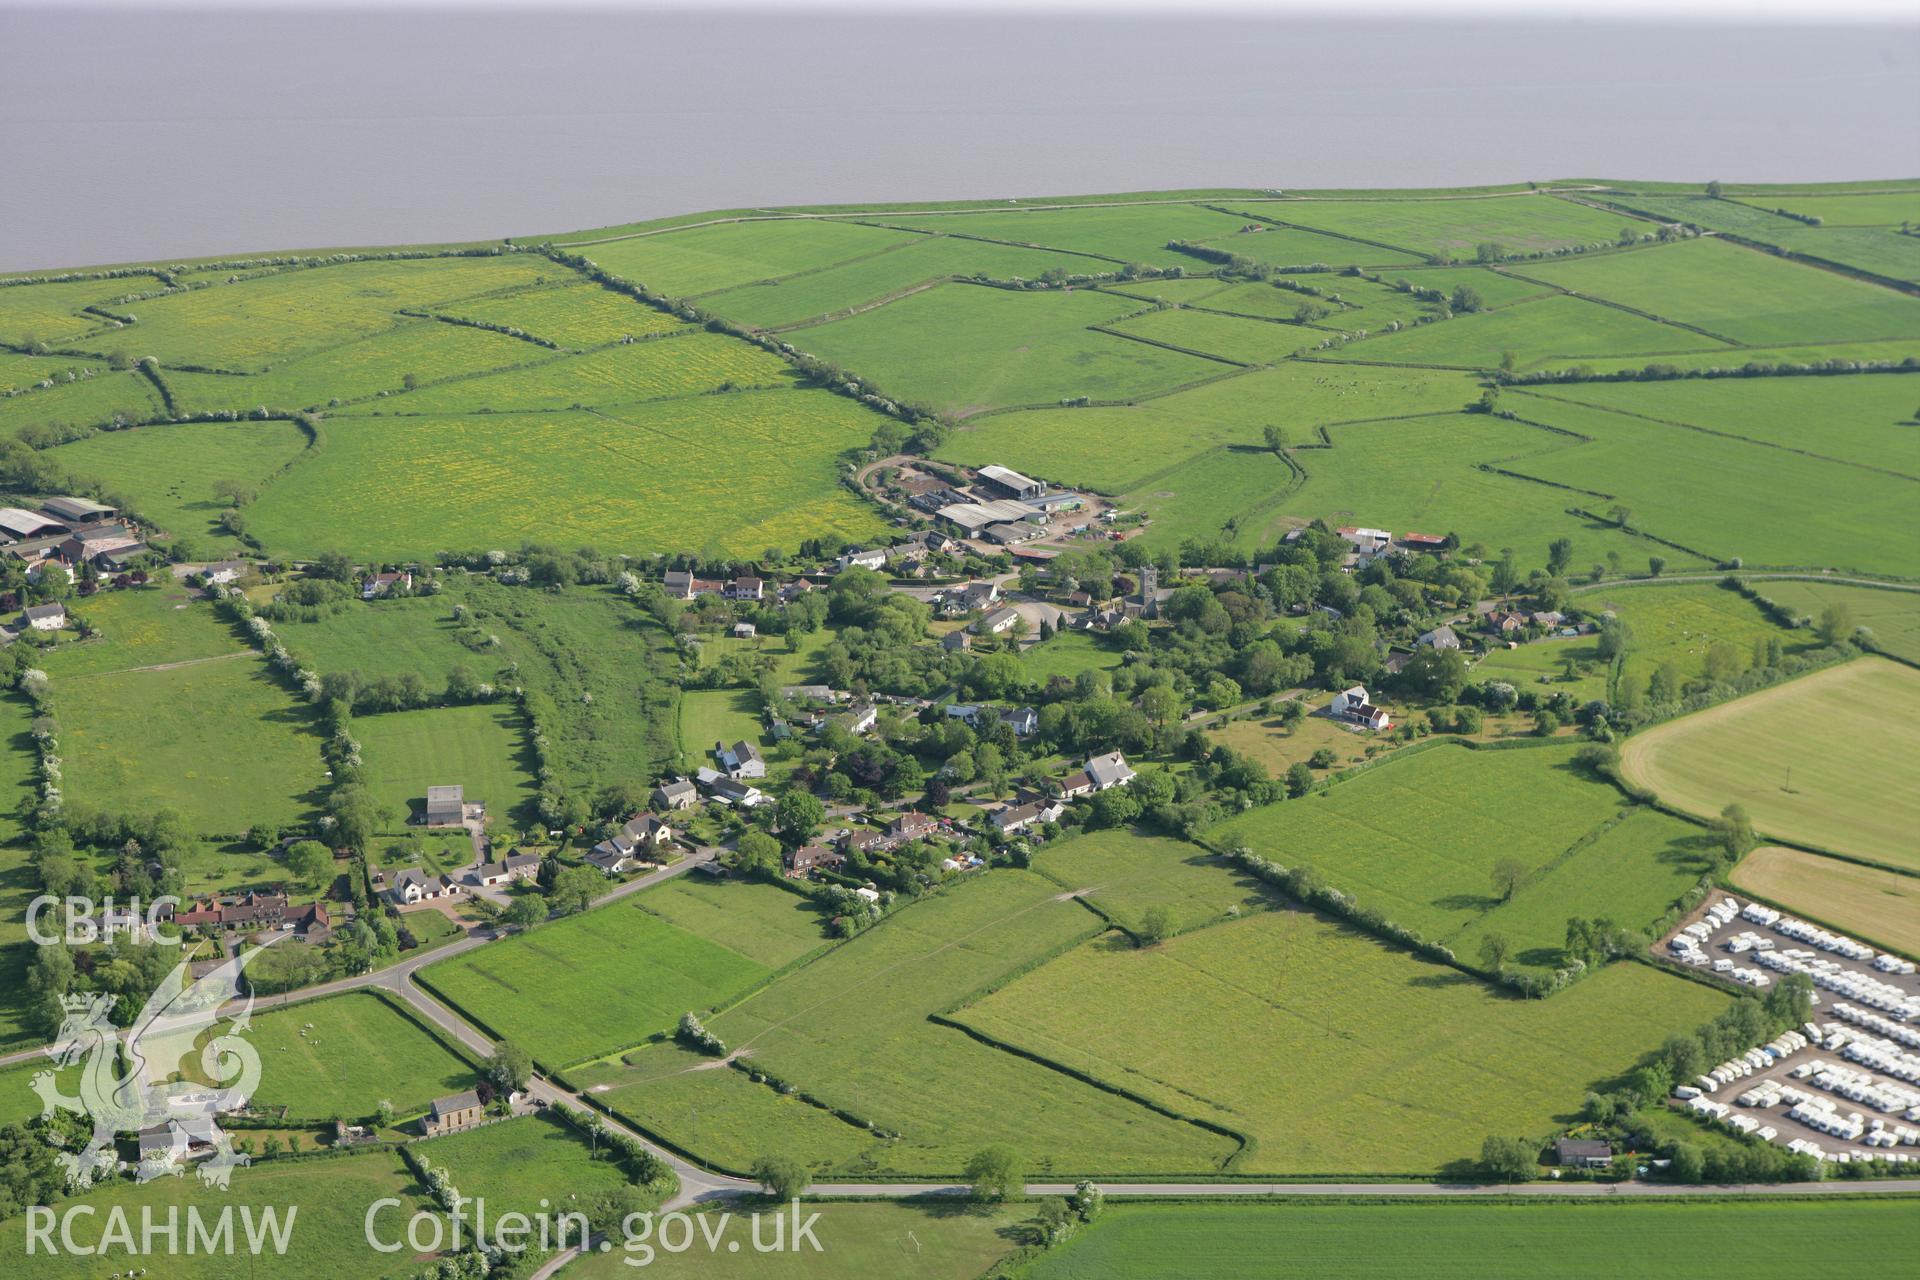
[43,586,240,676]
[1230,194,1643,257]
[1193,223,1423,269]
[937,361,1474,493]
[1121,445,1299,550]
[567,1200,1026,1280]
[1209,743,1628,949]
[703,234,1105,329]
[651,870,1237,1175]
[58,649,325,833]
[1029,828,1269,936]
[1751,191,1920,225]
[1109,306,1305,365]
[1539,336,1920,376]
[1019,1198,1920,1280]
[794,284,1225,415]
[1346,294,1716,368]
[583,218,921,296]
[1468,636,1608,703]
[0,367,164,437]
[0,1149,437,1280]
[1017,630,1127,682]
[957,909,1725,1173]
[1619,657,1920,869]
[440,278,686,347]
[242,388,888,559]
[875,203,1260,266]
[49,418,309,550]
[266,594,488,686]
[1517,237,1920,345]
[1762,225,1920,284]
[353,701,540,829]
[631,875,828,970]
[678,688,766,770]
[423,1111,630,1219]
[419,898,772,1065]
[1733,844,1920,956]
[223,992,476,1119]
[1749,579,1920,663]
[1532,372,1920,475]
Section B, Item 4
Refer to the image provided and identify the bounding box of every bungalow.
[1001,706,1039,737]
[422,1090,486,1137]
[585,845,633,876]
[782,683,841,705]
[1084,751,1136,792]
[974,607,1021,636]
[1416,625,1460,651]
[652,777,699,811]
[834,548,888,573]
[990,803,1041,836]
[715,739,766,779]
[138,1118,217,1169]
[20,602,66,632]
[706,775,767,808]
[1335,526,1393,555]
[1334,686,1391,731]
[424,785,466,828]
[1554,1138,1614,1170]
[1532,610,1566,629]
[198,560,250,586]
[361,570,413,599]
[40,495,115,524]
[787,844,845,877]
[725,576,764,602]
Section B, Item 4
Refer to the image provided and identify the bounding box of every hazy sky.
[2,4,1915,270]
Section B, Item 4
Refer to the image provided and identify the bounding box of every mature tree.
[751,1154,812,1201]
[547,865,601,915]
[1139,906,1173,947]
[1491,857,1527,903]
[1285,761,1313,798]
[1478,933,1510,970]
[327,784,387,855]
[1263,424,1290,453]
[1605,504,1633,529]
[1713,803,1755,861]
[1480,1135,1538,1182]
[733,830,783,878]
[1449,284,1485,313]
[1705,179,1724,198]
[1647,555,1667,578]
[1817,603,1854,647]
[1546,538,1573,577]
[775,790,826,845]
[1669,1141,1704,1182]
[284,839,333,889]
[311,550,355,582]
[965,1144,1024,1202]
[486,1041,533,1093]
[504,894,546,929]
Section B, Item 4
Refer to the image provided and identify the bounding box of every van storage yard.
[0,173,1916,1274]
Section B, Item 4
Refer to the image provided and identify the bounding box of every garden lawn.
[954,910,1727,1173]
[1747,580,1920,664]
[1344,294,1717,369]
[1019,1198,1920,1280]
[222,992,476,1120]
[794,284,1225,416]
[1533,372,1920,476]
[1618,657,1920,870]
[424,1111,632,1219]
[49,418,309,550]
[0,1149,438,1280]
[353,702,540,829]
[688,870,1238,1175]
[1207,700,1405,777]
[678,689,765,772]
[583,219,921,297]
[58,651,325,834]
[1208,742,1626,945]
[935,361,1475,493]
[1017,630,1126,682]
[419,899,772,1065]
[565,1200,1026,1280]
[1515,238,1920,344]
[1030,828,1270,936]
[242,389,888,560]
[1732,845,1920,957]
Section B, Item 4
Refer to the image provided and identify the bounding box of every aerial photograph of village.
[0,0,1915,1275]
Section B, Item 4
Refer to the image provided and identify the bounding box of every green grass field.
[1619,656,1920,870]
[0,277,163,347]
[227,992,477,1119]
[242,387,887,559]
[49,418,310,550]
[566,1200,1026,1280]
[582,218,922,296]
[423,1111,631,1219]
[875,203,1261,266]
[0,367,165,437]
[43,586,241,677]
[631,876,829,970]
[1346,293,1717,368]
[610,871,1236,1176]
[1017,630,1127,682]
[794,284,1226,416]
[1029,828,1269,936]
[1516,238,1920,345]
[0,1149,438,1280]
[678,689,766,770]
[419,897,772,1065]
[1747,580,1920,663]
[265,594,488,686]
[1209,743,1631,951]
[957,909,1726,1173]
[1020,1198,1920,1280]
[58,649,325,834]
[1193,223,1424,269]
[1468,636,1608,703]
[1108,307,1305,365]
[1230,194,1643,257]
[1748,191,1920,225]
[439,278,687,347]
[1580,580,1811,690]
[353,702,540,830]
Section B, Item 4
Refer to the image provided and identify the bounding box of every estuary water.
[1,6,1916,271]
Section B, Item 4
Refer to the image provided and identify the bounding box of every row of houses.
[386,850,539,906]
[169,890,339,943]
